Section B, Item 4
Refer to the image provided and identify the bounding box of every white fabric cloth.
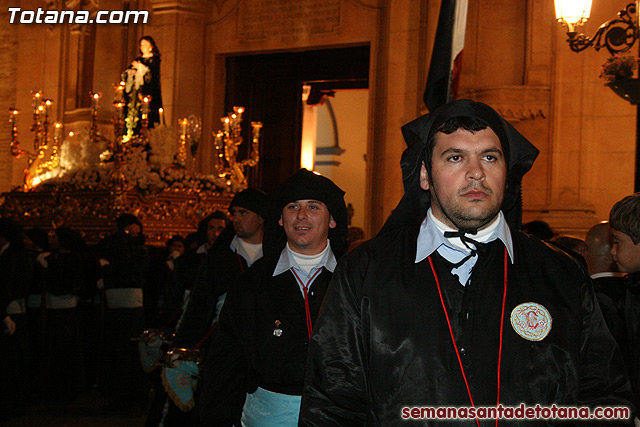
[230,235,263,267]
[45,293,78,310]
[241,387,301,427]
[105,288,143,309]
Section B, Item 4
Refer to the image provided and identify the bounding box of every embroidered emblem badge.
[273,319,283,337]
[510,302,552,341]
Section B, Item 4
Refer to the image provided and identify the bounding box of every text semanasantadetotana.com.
[8,7,148,24]
[401,404,630,421]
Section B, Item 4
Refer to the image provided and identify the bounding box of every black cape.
[300,226,635,426]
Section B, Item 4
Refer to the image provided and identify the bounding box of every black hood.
[381,99,539,234]
[264,169,348,259]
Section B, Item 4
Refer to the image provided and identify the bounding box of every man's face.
[169,240,185,255]
[279,199,336,255]
[610,228,640,273]
[230,207,264,243]
[420,127,507,230]
[206,218,227,246]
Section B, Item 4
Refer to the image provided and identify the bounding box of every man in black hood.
[146,188,267,426]
[97,213,150,414]
[300,100,634,426]
[201,169,347,425]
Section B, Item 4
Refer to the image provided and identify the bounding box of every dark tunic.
[153,247,207,331]
[592,275,627,358]
[146,235,249,427]
[171,237,248,349]
[0,243,32,417]
[300,225,634,426]
[623,272,640,414]
[42,251,86,398]
[200,255,333,425]
[97,232,149,400]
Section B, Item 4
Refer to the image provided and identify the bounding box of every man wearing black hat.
[300,100,634,426]
[170,188,267,350]
[146,188,267,427]
[200,169,347,426]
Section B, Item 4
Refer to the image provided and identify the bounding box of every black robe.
[171,236,248,349]
[199,255,333,425]
[300,225,634,426]
[623,272,640,414]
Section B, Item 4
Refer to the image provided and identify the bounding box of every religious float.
[1,88,262,245]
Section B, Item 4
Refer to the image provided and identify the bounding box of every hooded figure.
[300,100,634,426]
[147,188,268,427]
[264,168,349,259]
[382,99,538,234]
[201,169,348,426]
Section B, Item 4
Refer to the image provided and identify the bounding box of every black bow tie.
[443,229,486,269]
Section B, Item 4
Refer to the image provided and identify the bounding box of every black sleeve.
[171,252,216,349]
[576,272,636,425]
[198,277,248,426]
[300,251,368,426]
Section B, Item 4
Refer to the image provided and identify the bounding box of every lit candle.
[54,122,62,140]
[43,99,52,117]
[141,96,151,120]
[9,108,19,124]
[32,91,42,114]
[222,117,230,134]
[116,81,125,102]
[90,92,102,110]
[159,108,165,125]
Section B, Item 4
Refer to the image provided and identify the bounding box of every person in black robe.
[146,189,267,427]
[154,211,230,332]
[97,213,150,415]
[584,222,627,354]
[0,218,32,421]
[201,169,348,425]
[41,227,87,403]
[300,99,635,426]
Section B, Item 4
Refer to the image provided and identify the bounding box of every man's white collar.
[416,209,515,264]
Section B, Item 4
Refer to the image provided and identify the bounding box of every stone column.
[148,0,208,171]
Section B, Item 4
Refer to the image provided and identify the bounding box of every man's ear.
[278,216,283,226]
[328,216,337,229]
[420,162,430,191]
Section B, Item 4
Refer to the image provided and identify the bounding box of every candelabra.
[10,88,263,192]
[89,91,102,144]
[176,115,202,169]
[213,106,262,188]
[139,95,151,141]
[178,117,189,166]
[36,122,63,176]
[112,80,126,155]
[9,108,25,158]
[10,91,60,188]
